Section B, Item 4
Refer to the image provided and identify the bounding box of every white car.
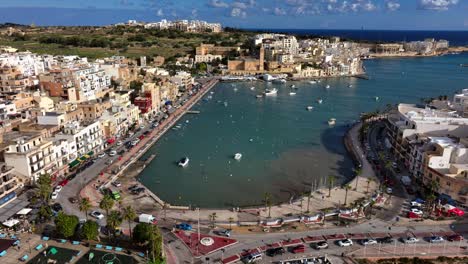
[338,239,353,247]
[54,185,62,193]
[386,187,393,194]
[361,239,378,245]
[139,125,145,129]
[410,208,423,215]
[429,236,444,243]
[403,237,419,244]
[51,191,59,200]
[98,152,106,158]
[116,141,123,146]
[91,211,104,220]
[109,150,117,157]
[410,201,423,207]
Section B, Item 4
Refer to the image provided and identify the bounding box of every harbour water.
[140,53,468,208]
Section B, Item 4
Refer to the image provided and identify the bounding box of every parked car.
[315,241,328,249]
[429,236,444,243]
[338,239,353,247]
[378,236,394,244]
[109,150,117,157]
[291,245,305,253]
[410,200,424,207]
[91,211,104,220]
[98,152,106,158]
[52,203,63,212]
[216,229,231,237]
[243,252,262,263]
[131,187,145,195]
[403,237,419,244]
[266,247,285,257]
[386,187,393,194]
[361,239,378,245]
[59,179,69,186]
[407,211,422,219]
[410,208,423,215]
[128,184,139,191]
[112,181,122,187]
[68,197,78,204]
[54,185,62,193]
[175,223,192,231]
[51,191,59,200]
[105,159,114,165]
[447,234,464,242]
[116,141,123,146]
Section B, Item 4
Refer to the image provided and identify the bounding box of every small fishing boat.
[250,86,255,90]
[290,84,296,88]
[348,84,353,88]
[306,106,314,111]
[178,157,189,167]
[234,153,242,161]
[224,101,228,106]
[326,85,330,89]
[289,92,296,96]
[317,98,323,104]
[265,88,278,96]
[328,118,336,126]
[375,96,379,101]
[309,80,316,84]
[233,88,238,92]
[256,94,263,98]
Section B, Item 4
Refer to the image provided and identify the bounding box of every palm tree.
[343,184,352,206]
[122,206,136,239]
[208,213,217,228]
[367,200,376,219]
[354,168,362,191]
[305,191,312,213]
[79,197,91,220]
[36,173,52,203]
[99,194,114,218]
[228,217,234,229]
[263,192,272,218]
[106,210,123,241]
[327,175,336,197]
[162,202,168,221]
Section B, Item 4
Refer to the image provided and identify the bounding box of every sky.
[0,0,467,30]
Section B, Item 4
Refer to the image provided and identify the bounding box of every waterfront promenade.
[79,78,219,207]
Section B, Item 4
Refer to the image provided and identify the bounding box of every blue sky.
[0,0,467,30]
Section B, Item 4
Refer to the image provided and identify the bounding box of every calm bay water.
[140,53,468,208]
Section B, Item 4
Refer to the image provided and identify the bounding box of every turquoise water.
[139,53,468,208]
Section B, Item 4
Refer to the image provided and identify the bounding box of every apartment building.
[54,121,104,160]
[0,164,21,208]
[1,132,54,181]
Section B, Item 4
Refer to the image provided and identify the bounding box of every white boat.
[250,86,255,90]
[263,74,275,82]
[256,94,263,98]
[328,118,336,126]
[224,101,228,106]
[234,153,242,161]
[326,85,330,89]
[348,84,353,88]
[273,79,286,84]
[306,106,314,111]
[309,80,316,84]
[289,92,296,96]
[233,88,238,92]
[264,88,278,96]
[178,157,189,167]
[375,96,379,101]
[317,98,323,104]
[290,84,296,88]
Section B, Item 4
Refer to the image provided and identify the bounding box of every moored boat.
[306,106,314,111]
[234,153,242,160]
[328,118,336,126]
[178,157,189,167]
[265,88,278,96]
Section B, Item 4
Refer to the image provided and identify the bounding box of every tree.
[55,212,79,238]
[209,212,217,228]
[328,175,336,197]
[38,204,52,221]
[99,194,114,217]
[354,168,362,191]
[82,220,99,241]
[122,206,136,238]
[343,184,352,206]
[79,198,91,220]
[106,210,123,239]
[305,191,312,213]
[228,217,234,229]
[133,223,152,244]
[263,192,272,218]
[37,173,52,202]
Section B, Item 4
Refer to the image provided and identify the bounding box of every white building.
[54,121,104,158]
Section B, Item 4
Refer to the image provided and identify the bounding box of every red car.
[291,245,305,254]
[407,211,421,219]
[139,135,145,140]
[59,179,69,186]
[447,234,464,242]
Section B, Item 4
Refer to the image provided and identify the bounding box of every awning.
[78,156,86,162]
[16,208,32,215]
[87,151,94,156]
[68,159,80,168]
[2,219,19,227]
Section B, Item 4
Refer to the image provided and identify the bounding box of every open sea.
[249,29,468,46]
[139,53,468,208]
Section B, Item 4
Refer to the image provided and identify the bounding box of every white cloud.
[191,9,198,18]
[232,2,248,9]
[230,7,247,18]
[418,0,459,10]
[385,0,400,11]
[156,8,164,17]
[273,7,287,16]
[208,0,229,8]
